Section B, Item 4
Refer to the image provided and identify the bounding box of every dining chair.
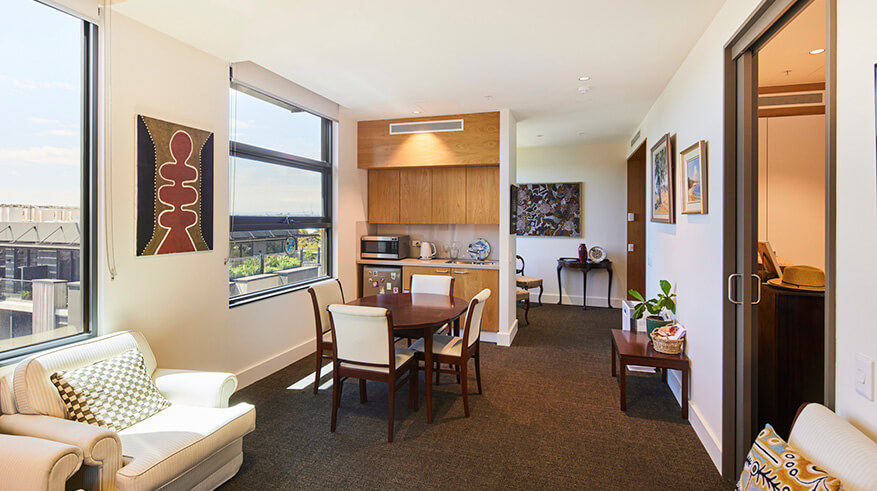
[411,288,490,418]
[327,304,419,442]
[309,279,369,399]
[516,255,544,305]
[410,274,454,296]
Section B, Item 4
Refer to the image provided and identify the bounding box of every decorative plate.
[588,246,607,263]
[467,238,491,260]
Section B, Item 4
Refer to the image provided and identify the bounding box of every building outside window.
[228,84,332,304]
[0,0,97,359]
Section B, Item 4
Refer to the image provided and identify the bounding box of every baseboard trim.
[479,331,498,344]
[497,320,518,347]
[667,370,722,472]
[235,338,314,389]
[533,292,623,309]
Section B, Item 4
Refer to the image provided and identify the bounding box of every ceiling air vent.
[389,119,464,135]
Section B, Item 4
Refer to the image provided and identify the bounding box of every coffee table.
[610,329,690,418]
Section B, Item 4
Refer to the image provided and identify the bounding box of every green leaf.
[646,302,661,315]
[660,280,671,295]
[665,298,676,314]
[633,304,645,319]
[629,289,645,302]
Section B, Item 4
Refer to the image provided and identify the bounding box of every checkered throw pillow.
[50,348,171,432]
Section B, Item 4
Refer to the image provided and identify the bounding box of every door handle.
[752,274,762,305]
[727,274,742,305]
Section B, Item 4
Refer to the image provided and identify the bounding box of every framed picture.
[510,185,519,235]
[758,241,782,279]
[516,183,582,237]
[680,140,708,214]
[650,133,675,224]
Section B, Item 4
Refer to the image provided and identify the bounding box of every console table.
[556,257,613,309]
[611,329,690,418]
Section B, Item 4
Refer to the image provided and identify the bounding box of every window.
[229,84,332,304]
[0,0,97,359]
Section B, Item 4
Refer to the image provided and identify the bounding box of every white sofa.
[788,403,877,491]
[0,373,83,490]
[2,331,255,491]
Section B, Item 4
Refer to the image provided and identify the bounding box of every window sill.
[229,275,332,308]
[0,331,96,367]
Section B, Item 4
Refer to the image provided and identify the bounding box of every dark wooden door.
[626,141,647,299]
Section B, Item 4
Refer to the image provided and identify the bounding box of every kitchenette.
[355,111,509,335]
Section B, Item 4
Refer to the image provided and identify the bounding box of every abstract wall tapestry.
[516,183,582,237]
[136,115,214,256]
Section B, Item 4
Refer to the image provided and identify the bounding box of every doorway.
[721,0,836,480]
[626,140,647,299]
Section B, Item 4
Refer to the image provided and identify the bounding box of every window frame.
[0,10,98,364]
[228,83,334,307]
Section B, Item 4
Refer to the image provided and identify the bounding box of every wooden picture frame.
[680,140,708,214]
[758,241,782,279]
[650,133,675,223]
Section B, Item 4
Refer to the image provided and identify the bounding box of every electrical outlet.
[856,354,874,401]
[412,240,421,248]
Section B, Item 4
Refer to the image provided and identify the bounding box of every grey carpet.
[221,304,730,490]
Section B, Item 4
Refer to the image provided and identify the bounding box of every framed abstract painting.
[516,182,582,237]
[680,140,708,214]
[136,115,214,256]
[650,133,675,224]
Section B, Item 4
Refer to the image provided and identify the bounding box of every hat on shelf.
[766,265,825,291]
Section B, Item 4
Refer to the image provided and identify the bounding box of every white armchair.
[0,374,85,491]
[9,331,255,491]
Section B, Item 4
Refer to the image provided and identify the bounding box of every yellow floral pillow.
[737,425,841,491]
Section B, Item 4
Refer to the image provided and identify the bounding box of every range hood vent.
[389,119,464,135]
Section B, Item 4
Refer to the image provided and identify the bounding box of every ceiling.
[758,0,825,87]
[110,0,726,147]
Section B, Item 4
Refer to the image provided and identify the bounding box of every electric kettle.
[419,241,437,259]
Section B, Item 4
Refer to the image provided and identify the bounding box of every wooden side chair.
[409,274,454,338]
[327,304,418,442]
[516,287,530,325]
[411,288,491,418]
[309,279,367,397]
[516,255,544,305]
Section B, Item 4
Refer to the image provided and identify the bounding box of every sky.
[0,0,82,208]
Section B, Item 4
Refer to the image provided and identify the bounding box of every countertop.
[357,257,499,270]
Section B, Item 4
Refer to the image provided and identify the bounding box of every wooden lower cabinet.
[402,266,498,332]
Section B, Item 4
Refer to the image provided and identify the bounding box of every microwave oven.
[361,235,410,260]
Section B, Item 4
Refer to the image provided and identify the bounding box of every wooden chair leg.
[313,351,322,395]
[538,285,544,306]
[455,364,461,384]
[435,361,441,385]
[475,350,483,394]
[408,365,419,411]
[461,361,470,418]
[330,372,339,432]
[525,298,530,325]
[387,382,395,443]
[359,379,367,403]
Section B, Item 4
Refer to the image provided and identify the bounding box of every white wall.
[835,0,877,440]
[516,141,628,307]
[101,13,363,387]
[758,115,826,269]
[632,0,764,470]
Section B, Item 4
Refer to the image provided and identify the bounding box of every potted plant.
[628,280,676,336]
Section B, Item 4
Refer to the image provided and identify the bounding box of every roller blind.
[38,0,101,24]
[230,61,339,122]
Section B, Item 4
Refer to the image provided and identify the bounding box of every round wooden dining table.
[346,293,469,424]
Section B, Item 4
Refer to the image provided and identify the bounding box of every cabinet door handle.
[434,270,449,273]
[453,270,469,274]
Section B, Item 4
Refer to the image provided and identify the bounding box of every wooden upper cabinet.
[466,166,500,224]
[430,167,467,224]
[398,168,432,224]
[368,169,400,223]
[358,112,500,169]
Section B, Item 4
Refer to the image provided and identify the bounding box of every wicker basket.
[650,332,684,355]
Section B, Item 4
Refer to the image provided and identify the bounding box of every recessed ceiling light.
[809,48,825,55]
[536,134,544,138]
[578,76,591,81]
[412,110,421,114]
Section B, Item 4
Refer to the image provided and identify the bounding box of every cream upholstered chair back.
[410,274,454,296]
[327,305,393,368]
[13,331,155,418]
[0,366,16,415]
[788,403,877,490]
[464,289,491,347]
[308,279,344,336]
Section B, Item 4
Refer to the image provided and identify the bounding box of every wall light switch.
[856,354,874,401]
[627,243,635,252]
[628,213,635,222]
